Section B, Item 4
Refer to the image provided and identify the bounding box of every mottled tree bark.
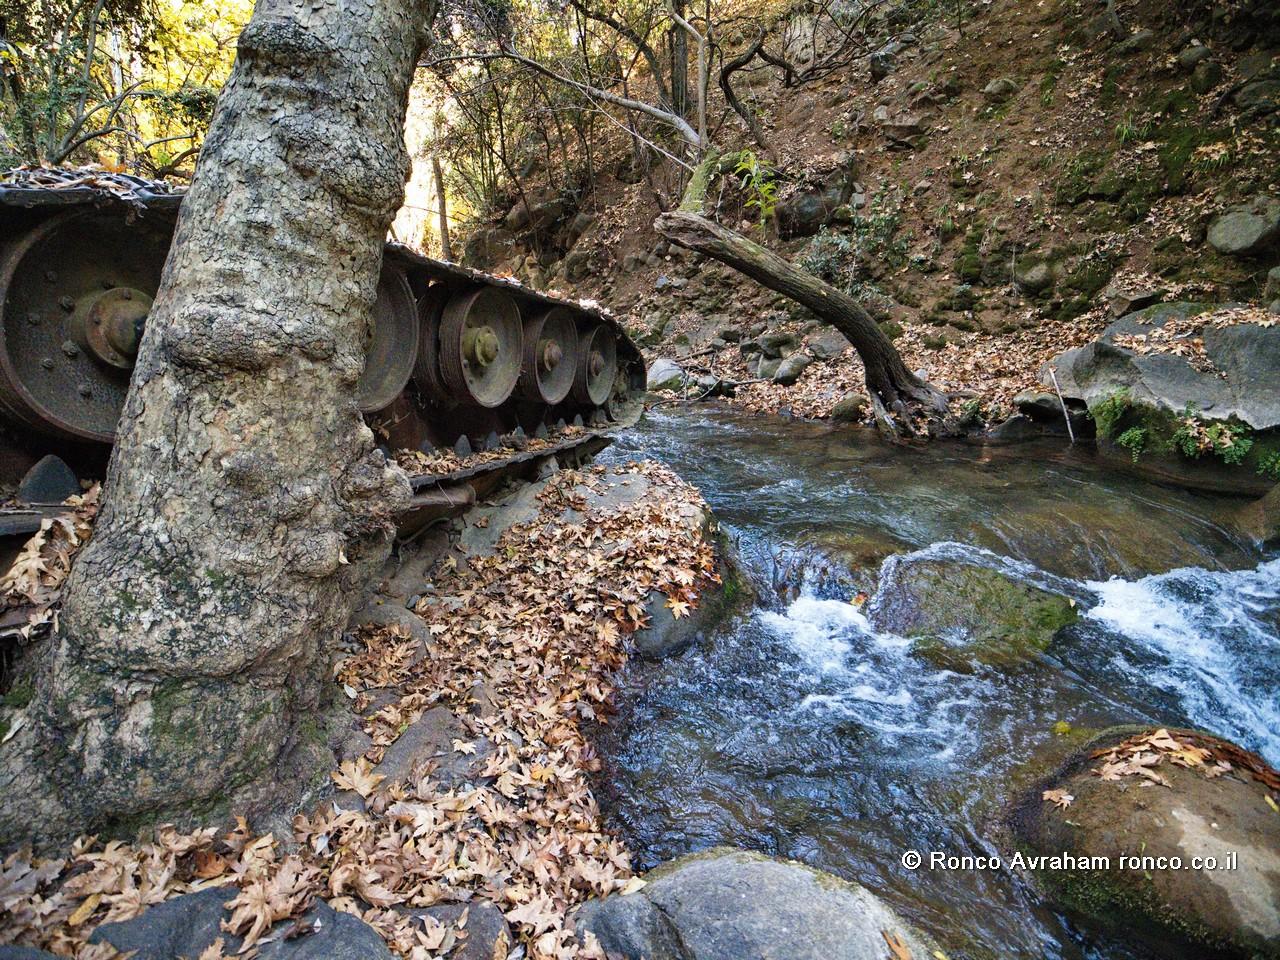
[0,0,432,847]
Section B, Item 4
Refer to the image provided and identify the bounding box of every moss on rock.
[869,558,1078,670]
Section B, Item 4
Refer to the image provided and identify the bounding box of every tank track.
[0,168,644,533]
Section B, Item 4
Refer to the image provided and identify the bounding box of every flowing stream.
[595,407,1279,960]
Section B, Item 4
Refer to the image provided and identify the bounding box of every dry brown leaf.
[1042,789,1074,810]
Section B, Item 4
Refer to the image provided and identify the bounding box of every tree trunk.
[1,0,429,848]
[432,154,453,260]
[669,0,689,119]
[654,211,947,414]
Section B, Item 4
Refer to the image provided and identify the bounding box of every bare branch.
[427,50,704,148]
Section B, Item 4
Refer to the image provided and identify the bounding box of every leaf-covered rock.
[1008,727,1280,958]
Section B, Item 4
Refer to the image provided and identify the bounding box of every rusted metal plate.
[0,210,170,442]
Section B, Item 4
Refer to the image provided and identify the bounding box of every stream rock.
[573,848,936,960]
[1235,484,1280,546]
[1047,301,1279,419]
[830,392,868,423]
[648,358,688,391]
[1045,301,1280,492]
[89,887,394,959]
[1008,727,1280,957]
[868,555,1077,669]
[633,512,751,659]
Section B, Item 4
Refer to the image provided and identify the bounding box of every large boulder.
[574,848,936,960]
[505,196,570,234]
[647,358,688,392]
[775,169,858,239]
[461,225,515,269]
[1046,302,1280,431]
[90,887,394,959]
[1207,196,1280,257]
[867,554,1078,670]
[1009,727,1280,957]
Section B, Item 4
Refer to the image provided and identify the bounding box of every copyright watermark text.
[900,850,1238,872]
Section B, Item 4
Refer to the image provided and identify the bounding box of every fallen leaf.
[883,929,912,959]
[68,891,101,926]
[1042,789,1074,810]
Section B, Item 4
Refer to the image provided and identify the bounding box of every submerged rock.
[966,498,1250,580]
[868,556,1077,669]
[1008,726,1280,958]
[574,847,936,960]
[1235,484,1280,547]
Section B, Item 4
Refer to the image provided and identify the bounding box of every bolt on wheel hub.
[71,286,151,369]
[464,325,501,367]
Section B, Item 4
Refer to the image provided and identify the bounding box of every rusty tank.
[0,168,645,533]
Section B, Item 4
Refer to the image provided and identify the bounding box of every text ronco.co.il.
[928,851,1238,872]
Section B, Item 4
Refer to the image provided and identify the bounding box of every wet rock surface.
[574,848,936,960]
[1009,727,1280,958]
[868,555,1078,669]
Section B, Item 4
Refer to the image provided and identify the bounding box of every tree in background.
[0,0,248,172]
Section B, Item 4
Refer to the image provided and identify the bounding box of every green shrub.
[1257,448,1280,481]
[1116,426,1148,460]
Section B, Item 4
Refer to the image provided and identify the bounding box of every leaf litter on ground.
[0,461,719,960]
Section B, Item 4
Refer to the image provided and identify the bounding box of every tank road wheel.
[439,286,523,408]
[356,262,418,413]
[0,210,169,443]
[517,307,578,405]
[571,324,617,407]
[412,284,452,406]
